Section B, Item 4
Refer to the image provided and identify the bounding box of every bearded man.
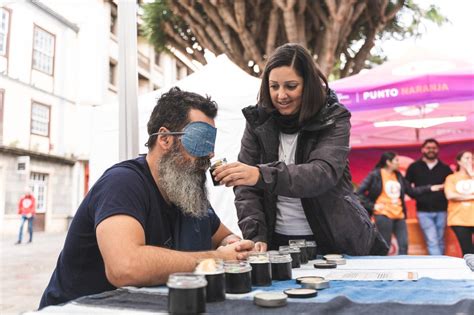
[405,138,452,255]
[39,88,254,308]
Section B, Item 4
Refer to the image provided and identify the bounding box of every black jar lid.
[254,292,288,308]
[283,288,317,298]
[314,261,337,269]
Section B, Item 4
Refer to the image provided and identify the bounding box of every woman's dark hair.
[146,87,218,149]
[375,151,397,169]
[455,150,471,171]
[258,43,328,124]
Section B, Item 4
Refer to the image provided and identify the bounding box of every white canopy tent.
[90,55,260,235]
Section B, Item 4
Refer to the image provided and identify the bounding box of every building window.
[30,172,48,213]
[154,51,161,66]
[0,8,10,56]
[109,60,117,86]
[32,26,55,75]
[31,102,50,137]
[110,3,118,35]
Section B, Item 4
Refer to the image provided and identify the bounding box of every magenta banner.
[333,74,474,111]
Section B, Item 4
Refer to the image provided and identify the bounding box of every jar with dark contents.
[248,252,272,286]
[306,241,317,260]
[195,258,226,302]
[224,260,252,293]
[270,253,292,280]
[167,273,207,314]
[279,245,301,268]
[289,239,308,264]
[209,158,227,186]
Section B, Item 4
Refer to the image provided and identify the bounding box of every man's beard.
[423,151,438,160]
[157,144,211,217]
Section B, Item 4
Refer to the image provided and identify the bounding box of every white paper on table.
[325,271,419,281]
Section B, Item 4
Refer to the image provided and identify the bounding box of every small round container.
[279,246,301,268]
[270,253,292,280]
[289,239,308,264]
[323,254,344,260]
[326,258,346,265]
[295,276,325,284]
[167,273,207,314]
[306,241,317,260]
[313,260,337,269]
[195,258,226,302]
[248,252,272,286]
[283,288,317,298]
[300,278,330,290]
[209,158,227,186]
[254,292,288,308]
[224,260,252,294]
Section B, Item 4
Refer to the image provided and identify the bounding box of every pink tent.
[330,49,474,148]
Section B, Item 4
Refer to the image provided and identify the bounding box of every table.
[30,255,474,314]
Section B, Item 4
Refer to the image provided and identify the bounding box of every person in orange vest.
[16,188,36,244]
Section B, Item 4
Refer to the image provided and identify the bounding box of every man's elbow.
[104,257,141,288]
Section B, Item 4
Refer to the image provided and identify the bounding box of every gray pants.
[374,215,408,255]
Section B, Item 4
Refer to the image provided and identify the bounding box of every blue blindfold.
[150,121,217,157]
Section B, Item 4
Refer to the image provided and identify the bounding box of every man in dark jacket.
[405,139,452,255]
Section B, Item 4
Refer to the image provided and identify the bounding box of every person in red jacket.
[16,188,36,244]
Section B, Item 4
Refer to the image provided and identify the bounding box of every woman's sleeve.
[234,122,267,243]
[401,175,431,198]
[356,172,375,214]
[258,114,351,198]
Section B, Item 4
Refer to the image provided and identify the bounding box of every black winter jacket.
[356,168,432,217]
[234,92,389,255]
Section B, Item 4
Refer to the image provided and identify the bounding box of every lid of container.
[323,254,344,260]
[326,258,346,265]
[269,253,292,263]
[313,262,337,269]
[224,260,252,273]
[295,276,326,284]
[300,278,330,290]
[195,258,224,275]
[248,252,270,263]
[167,273,207,289]
[289,239,307,247]
[254,292,288,308]
[279,245,301,254]
[283,288,317,298]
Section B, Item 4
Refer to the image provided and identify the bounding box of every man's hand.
[431,184,444,191]
[213,162,260,187]
[374,204,384,211]
[216,240,254,260]
[254,242,267,252]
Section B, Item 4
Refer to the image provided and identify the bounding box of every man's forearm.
[111,246,219,287]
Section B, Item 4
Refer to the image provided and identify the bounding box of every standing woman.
[356,152,442,254]
[213,43,388,255]
[445,151,474,255]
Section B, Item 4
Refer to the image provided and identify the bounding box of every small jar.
[224,260,252,294]
[289,239,308,264]
[248,252,272,286]
[195,258,226,302]
[209,158,227,186]
[167,273,207,314]
[279,245,301,268]
[306,241,317,260]
[270,254,292,281]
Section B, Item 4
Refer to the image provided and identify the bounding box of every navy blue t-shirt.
[39,156,220,308]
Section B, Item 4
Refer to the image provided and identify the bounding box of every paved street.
[0,232,67,315]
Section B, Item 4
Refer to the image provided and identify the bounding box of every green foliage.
[141,0,174,52]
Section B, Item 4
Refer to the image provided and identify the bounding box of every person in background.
[405,139,453,255]
[39,88,253,309]
[357,152,443,255]
[16,188,36,244]
[213,43,388,256]
[444,150,474,255]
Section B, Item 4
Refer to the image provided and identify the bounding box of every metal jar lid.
[300,278,330,290]
[283,288,317,298]
[254,292,288,308]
